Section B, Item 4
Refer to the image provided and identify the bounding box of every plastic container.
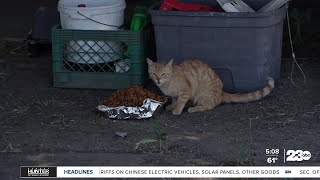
[30,7,60,41]
[26,7,60,57]
[258,0,289,12]
[51,22,153,89]
[57,0,126,63]
[149,0,287,93]
[130,7,148,31]
[57,0,126,30]
[216,0,255,12]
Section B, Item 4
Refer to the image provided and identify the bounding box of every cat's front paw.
[172,109,182,115]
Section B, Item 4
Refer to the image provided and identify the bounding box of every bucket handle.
[77,11,124,29]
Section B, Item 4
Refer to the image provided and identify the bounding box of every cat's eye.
[161,73,169,77]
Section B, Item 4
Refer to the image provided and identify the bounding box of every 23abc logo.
[286,150,311,162]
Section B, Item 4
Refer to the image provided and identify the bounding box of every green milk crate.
[51,24,151,89]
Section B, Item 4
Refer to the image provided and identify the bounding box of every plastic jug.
[130,7,148,31]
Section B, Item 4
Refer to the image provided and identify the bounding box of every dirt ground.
[0,43,320,179]
[0,1,320,180]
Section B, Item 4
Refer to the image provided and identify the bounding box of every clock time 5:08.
[266,149,280,155]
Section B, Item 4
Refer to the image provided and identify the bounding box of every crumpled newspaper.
[97,98,167,120]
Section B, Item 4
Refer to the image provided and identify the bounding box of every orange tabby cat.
[146,58,274,115]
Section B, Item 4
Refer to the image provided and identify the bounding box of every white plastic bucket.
[58,0,126,64]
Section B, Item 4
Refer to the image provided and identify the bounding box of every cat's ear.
[146,58,153,66]
[166,59,173,67]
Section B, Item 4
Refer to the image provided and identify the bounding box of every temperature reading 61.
[267,157,278,164]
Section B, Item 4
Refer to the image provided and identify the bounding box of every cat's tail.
[222,77,274,103]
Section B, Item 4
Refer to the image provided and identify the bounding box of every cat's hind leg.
[188,97,220,113]
[187,105,213,113]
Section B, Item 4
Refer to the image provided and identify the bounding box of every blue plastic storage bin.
[149,0,287,93]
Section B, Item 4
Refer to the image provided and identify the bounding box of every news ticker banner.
[21,166,320,178]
